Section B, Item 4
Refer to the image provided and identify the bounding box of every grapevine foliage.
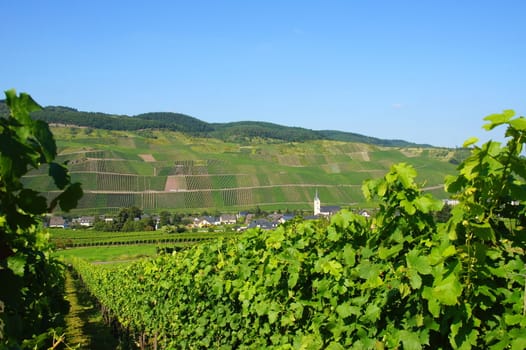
[73,112,526,349]
[0,90,83,348]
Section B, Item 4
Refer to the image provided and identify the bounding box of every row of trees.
[92,207,155,232]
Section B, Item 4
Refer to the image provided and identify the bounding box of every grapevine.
[72,112,526,349]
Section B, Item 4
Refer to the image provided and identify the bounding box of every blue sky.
[2,0,525,147]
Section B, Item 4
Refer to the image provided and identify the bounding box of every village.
[47,191,372,232]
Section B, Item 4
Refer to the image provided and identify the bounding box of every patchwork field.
[25,126,464,214]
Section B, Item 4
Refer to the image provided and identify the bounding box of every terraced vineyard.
[22,126,464,214]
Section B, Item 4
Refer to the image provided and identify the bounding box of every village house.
[278,214,295,224]
[247,218,277,230]
[194,216,220,228]
[48,216,66,228]
[359,210,371,218]
[219,214,237,225]
[71,216,95,227]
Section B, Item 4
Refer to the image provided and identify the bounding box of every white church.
[313,190,341,217]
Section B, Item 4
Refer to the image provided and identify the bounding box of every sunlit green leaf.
[391,163,417,188]
[378,244,403,260]
[505,314,523,326]
[406,250,432,275]
[441,245,457,258]
[509,116,526,131]
[326,341,345,350]
[363,304,381,322]
[408,268,422,289]
[463,136,479,148]
[413,195,443,213]
[399,330,422,350]
[288,271,299,288]
[343,244,356,266]
[336,302,353,319]
[7,254,26,277]
[401,199,416,215]
[483,110,514,130]
[433,273,462,305]
[5,89,42,125]
[268,310,279,324]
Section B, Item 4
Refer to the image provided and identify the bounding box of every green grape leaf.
[483,110,514,130]
[18,189,48,214]
[268,310,279,324]
[336,302,354,319]
[391,163,417,188]
[49,182,83,212]
[378,244,403,260]
[406,250,432,274]
[7,253,26,277]
[408,268,422,289]
[432,273,462,305]
[343,244,356,266]
[510,329,526,350]
[49,162,71,189]
[32,120,57,162]
[471,221,496,241]
[509,116,526,131]
[5,89,42,124]
[413,195,443,213]
[401,199,416,215]
[326,341,345,350]
[399,330,423,350]
[288,271,299,288]
[463,137,479,148]
[363,304,381,322]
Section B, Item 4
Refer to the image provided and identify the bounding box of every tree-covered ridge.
[210,121,322,142]
[0,100,429,146]
[135,112,214,133]
[318,129,433,148]
[28,106,208,134]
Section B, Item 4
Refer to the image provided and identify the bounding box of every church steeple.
[313,189,321,216]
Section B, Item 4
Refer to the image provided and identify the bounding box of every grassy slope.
[25,126,460,214]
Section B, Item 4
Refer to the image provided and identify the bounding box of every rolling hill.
[0,101,432,147]
[19,124,465,215]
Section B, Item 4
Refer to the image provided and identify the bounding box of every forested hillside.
[0,100,430,146]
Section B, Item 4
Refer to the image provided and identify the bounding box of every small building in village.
[49,216,67,228]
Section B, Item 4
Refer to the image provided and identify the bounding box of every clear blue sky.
[2,0,525,147]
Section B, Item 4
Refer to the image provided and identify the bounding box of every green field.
[49,228,234,248]
[25,126,459,214]
[54,245,159,262]
[50,228,226,262]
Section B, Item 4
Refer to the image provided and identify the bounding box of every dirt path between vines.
[63,269,122,349]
